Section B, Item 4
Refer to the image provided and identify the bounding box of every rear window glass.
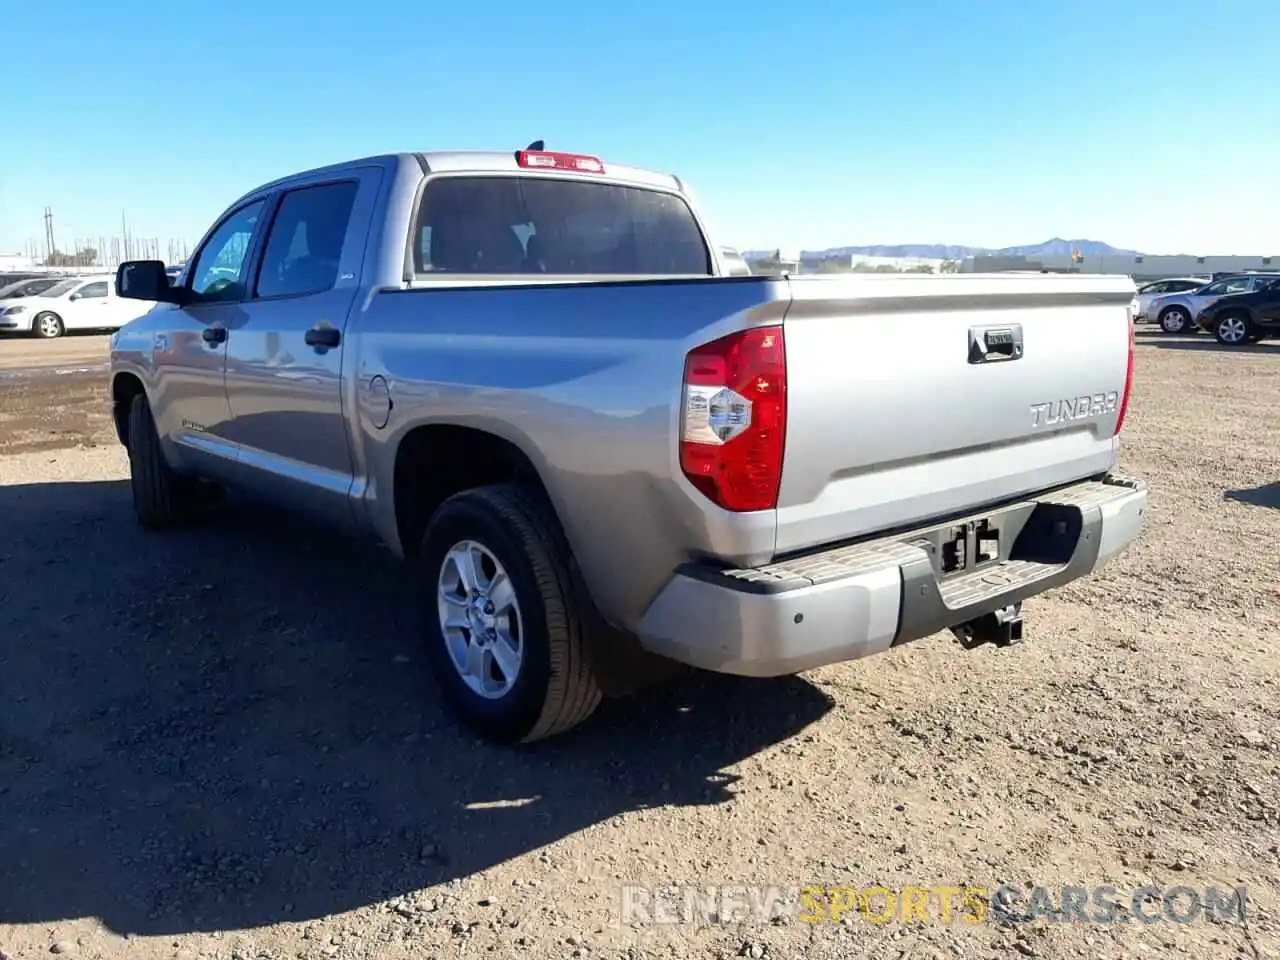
[414,176,711,276]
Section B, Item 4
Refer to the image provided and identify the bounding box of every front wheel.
[1214,313,1252,346]
[1158,307,1191,334]
[126,394,211,528]
[418,483,602,744]
[34,312,64,339]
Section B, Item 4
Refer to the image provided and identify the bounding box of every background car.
[0,274,157,339]
[0,271,46,287]
[0,275,67,300]
[1133,276,1207,322]
[1148,273,1280,334]
[719,247,752,276]
[1195,278,1280,345]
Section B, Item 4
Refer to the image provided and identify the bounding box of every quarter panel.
[348,278,789,629]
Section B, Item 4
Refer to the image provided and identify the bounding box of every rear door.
[221,168,382,525]
[775,274,1134,553]
[1192,276,1252,315]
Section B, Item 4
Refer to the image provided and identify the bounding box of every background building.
[960,251,1278,281]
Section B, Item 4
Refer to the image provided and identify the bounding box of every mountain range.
[741,238,1141,261]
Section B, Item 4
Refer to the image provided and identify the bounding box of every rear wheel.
[1214,313,1252,346]
[126,394,210,528]
[419,483,602,743]
[34,312,64,339]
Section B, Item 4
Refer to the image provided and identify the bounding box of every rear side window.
[414,176,711,276]
[257,181,359,298]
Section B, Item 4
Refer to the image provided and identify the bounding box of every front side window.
[189,200,266,302]
[414,176,710,276]
[256,181,358,298]
[75,281,108,299]
[42,279,81,298]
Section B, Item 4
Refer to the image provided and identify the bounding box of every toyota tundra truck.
[108,145,1147,744]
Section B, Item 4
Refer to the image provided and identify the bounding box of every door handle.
[968,324,1023,364]
[305,326,341,348]
[202,326,227,345]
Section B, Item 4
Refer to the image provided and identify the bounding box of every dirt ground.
[0,332,1277,960]
[0,332,109,373]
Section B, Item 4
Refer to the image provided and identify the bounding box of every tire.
[1214,312,1252,346]
[34,312,64,339]
[418,483,602,744]
[1158,307,1191,334]
[126,394,206,528]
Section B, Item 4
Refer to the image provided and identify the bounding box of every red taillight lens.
[1114,311,1135,436]
[679,326,787,512]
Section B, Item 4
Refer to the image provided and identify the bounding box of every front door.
[61,279,112,330]
[153,198,269,483]
[221,173,379,525]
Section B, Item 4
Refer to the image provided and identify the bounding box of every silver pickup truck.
[109,146,1147,744]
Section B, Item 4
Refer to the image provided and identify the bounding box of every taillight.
[1115,309,1135,436]
[515,150,605,174]
[679,326,787,512]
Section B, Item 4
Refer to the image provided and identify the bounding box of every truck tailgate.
[775,273,1135,554]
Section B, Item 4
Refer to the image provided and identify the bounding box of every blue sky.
[3,0,1276,257]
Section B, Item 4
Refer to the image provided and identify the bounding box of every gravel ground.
[0,332,1277,960]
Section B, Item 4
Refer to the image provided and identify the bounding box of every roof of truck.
[249,150,684,197]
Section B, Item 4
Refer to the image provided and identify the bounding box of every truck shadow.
[1134,331,1278,353]
[1225,481,1280,508]
[0,480,833,936]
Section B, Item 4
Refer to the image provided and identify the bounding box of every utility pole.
[43,207,56,262]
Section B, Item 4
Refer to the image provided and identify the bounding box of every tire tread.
[127,394,197,528]
[465,484,602,741]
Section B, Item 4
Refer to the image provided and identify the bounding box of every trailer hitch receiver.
[952,603,1024,649]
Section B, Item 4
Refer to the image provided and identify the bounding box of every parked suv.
[1148,274,1280,334]
[1196,278,1280,345]
[1133,277,1207,323]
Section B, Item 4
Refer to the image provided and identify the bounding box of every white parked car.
[0,275,158,339]
[719,246,752,276]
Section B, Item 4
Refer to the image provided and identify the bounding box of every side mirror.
[117,260,185,304]
[69,292,81,301]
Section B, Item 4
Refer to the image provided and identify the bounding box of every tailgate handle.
[969,324,1023,364]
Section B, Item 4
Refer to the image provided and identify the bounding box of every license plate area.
[909,498,1084,581]
[915,514,1019,581]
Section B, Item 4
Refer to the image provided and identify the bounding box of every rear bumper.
[635,474,1147,676]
